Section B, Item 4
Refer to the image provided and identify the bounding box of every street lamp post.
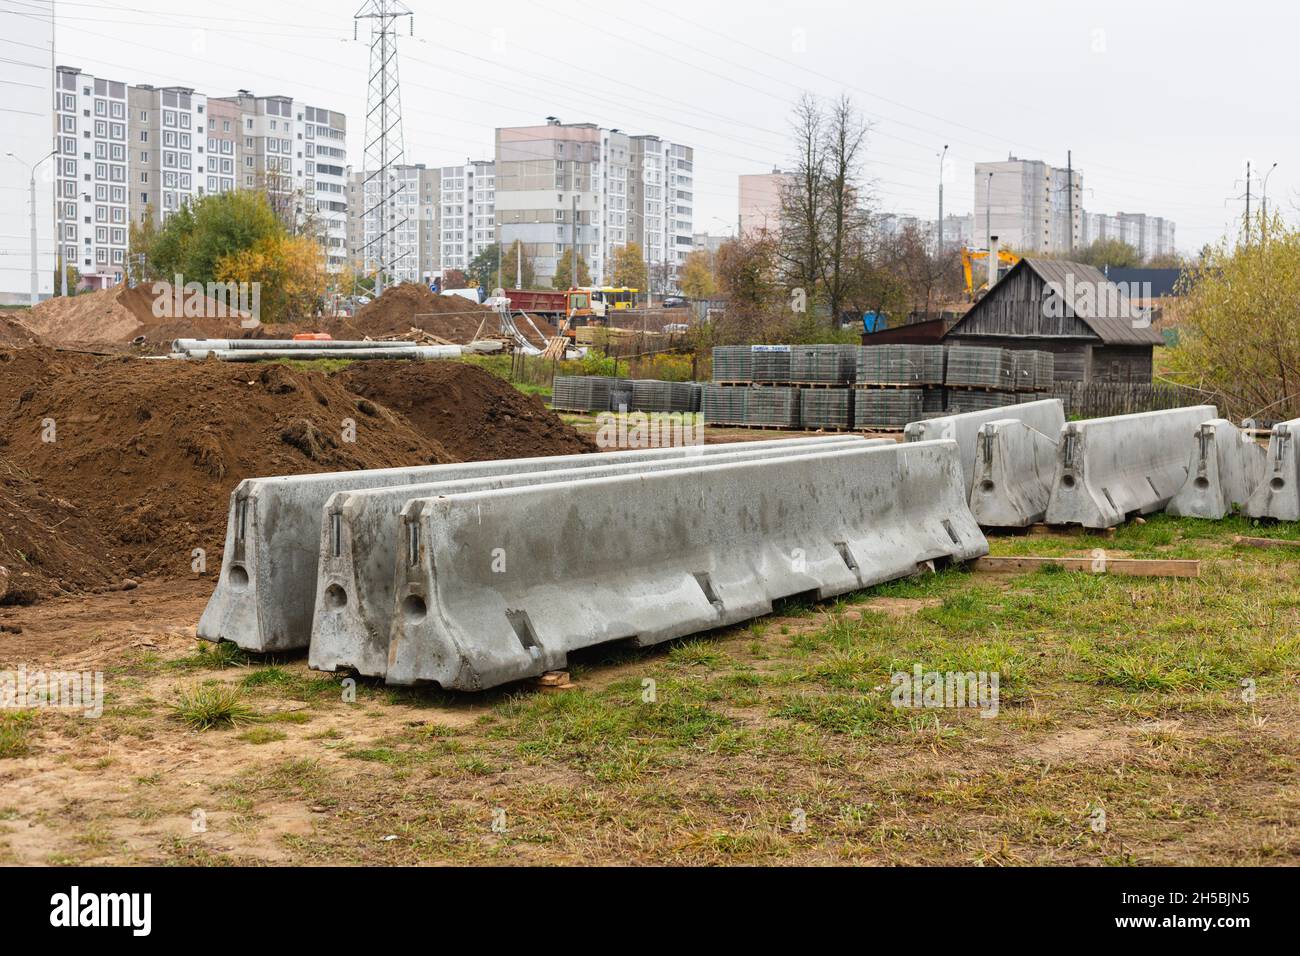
[6,149,56,305]
[1261,161,1279,226]
[937,145,949,253]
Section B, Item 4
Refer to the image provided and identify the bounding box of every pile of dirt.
[0,348,593,602]
[21,285,256,349]
[0,312,37,347]
[0,356,451,590]
[348,284,492,340]
[338,361,595,461]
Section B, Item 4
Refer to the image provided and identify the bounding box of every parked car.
[661,295,687,308]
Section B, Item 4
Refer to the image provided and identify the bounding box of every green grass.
[171,684,258,731]
[0,712,35,758]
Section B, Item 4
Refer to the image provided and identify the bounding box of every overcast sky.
[9,0,1295,252]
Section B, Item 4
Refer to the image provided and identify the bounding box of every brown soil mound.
[0,312,38,347]
[22,284,256,349]
[338,361,595,460]
[343,284,495,342]
[0,357,450,587]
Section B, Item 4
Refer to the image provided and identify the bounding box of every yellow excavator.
[961,247,1021,301]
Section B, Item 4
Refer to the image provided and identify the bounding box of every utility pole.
[984,172,993,253]
[516,240,521,288]
[355,0,413,298]
[1245,160,1251,244]
[1066,150,1074,254]
[571,192,578,290]
[7,150,55,305]
[1261,161,1279,231]
[937,144,948,254]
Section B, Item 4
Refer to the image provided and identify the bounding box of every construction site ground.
[1,515,1296,866]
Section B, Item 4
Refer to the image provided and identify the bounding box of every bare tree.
[817,95,871,326]
[778,94,826,303]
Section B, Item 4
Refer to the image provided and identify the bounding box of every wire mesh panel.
[856,345,946,385]
[800,388,853,429]
[750,345,793,383]
[791,344,857,383]
[701,385,747,424]
[745,385,801,426]
[551,375,616,412]
[945,346,1013,389]
[945,389,1019,413]
[853,388,924,429]
[712,346,752,383]
[922,386,947,414]
[1034,351,1055,390]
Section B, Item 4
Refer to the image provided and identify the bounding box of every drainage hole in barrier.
[693,572,724,610]
[1194,476,1210,490]
[979,480,995,493]
[833,542,859,572]
[1061,474,1076,488]
[401,593,427,624]
[941,519,961,545]
[228,565,249,590]
[506,610,541,655]
[1272,477,1286,490]
[324,584,347,610]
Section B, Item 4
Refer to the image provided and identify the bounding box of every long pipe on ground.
[171,338,426,352]
[175,346,463,362]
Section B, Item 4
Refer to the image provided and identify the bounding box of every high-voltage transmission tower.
[354,0,413,296]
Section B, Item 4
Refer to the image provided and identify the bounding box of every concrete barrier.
[904,398,1064,499]
[967,418,1058,527]
[310,438,884,678]
[1167,419,1268,520]
[198,436,867,652]
[1044,405,1217,528]
[1244,418,1300,520]
[386,440,988,691]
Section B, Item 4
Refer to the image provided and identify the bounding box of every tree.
[215,232,327,324]
[52,257,80,295]
[679,250,717,300]
[885,224,963,317]
[611,242,649,289]
[1166,213,1300,420]
[143,190,283,284]
[467,243,502,290]
[778,94,827,303]
[1075,238,1142,270]
[817,95,871,325]
[552,249,591,289]
[501,239,536,288]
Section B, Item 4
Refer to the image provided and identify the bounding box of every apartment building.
[439,159,495,276]
[127,84,208,229]
[348,163,441,284]
[54,66,131,288]
[304,105,349,272]
[1080,211,1176,260]
[496,119,693,290]
[739,169,789,238]
[205,98,241,199]
[973,156,1081,254]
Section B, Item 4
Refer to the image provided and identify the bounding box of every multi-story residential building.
[439,159,495,276]
[1081,211,1176,260]
[127,84,208,229]
[496,119,692,290]
[973,156,1081,254]
[205,98,241,200]
[304,104,349,272]
[54,66,131,288]
[875,212,975,250]
[0,11,55,303]
[348,163,441,284]
[739,169,789,238]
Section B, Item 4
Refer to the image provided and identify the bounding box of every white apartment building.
[973,156,1081,254]
[127,84,208,230]
[205,98,241,200]
[303,105,349,272]
[629,135,694,292]
[348,163,440,284]
[54,66,131,288]
[0,11,55,303]
[439,159,495,276]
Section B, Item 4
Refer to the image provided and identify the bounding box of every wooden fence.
[1050,381,1212,419]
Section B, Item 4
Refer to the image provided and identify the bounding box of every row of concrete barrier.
[907,399,1299,528]
[200,436,988,691]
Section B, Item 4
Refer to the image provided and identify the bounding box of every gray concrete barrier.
[1044,405,1217,528]
[1244,419,1300,521]
[968,418,1059,527]
[310,438,883,678]
[386,440,988,691]
[198,436,867,652]
[904,398,1064,499]
[1167,419,1268,520]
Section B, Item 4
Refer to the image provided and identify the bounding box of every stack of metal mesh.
[800,388,853,429]
[946,390,1019,413]
[922,387,947,414]
[853,388,924,429]
[791,344,856,383]
[701,385,747,424]
[712,346,752,383]
[856,345,946,385]
[1033,351,1055,390]
[629,380,697,413]
[551,375,615,412]
[686,382,704,413]
[745,386,801,426]
[945,346,1013,389]
[751,345,793,383]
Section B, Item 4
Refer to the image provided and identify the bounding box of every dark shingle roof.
[1018,258,1164,346]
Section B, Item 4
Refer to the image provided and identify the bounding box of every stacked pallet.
[712,346,753,383]
[553,375,700,414]
[854,388,924,430]
[791,344,857,384]
[751,345,793,383]
[551,375,618,412]
[630,379,700,414]
[800,388,854,429]
[855,344,946,385]
[946,346,1014,390]
[746,386,801,427]
[701,385,747,425]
